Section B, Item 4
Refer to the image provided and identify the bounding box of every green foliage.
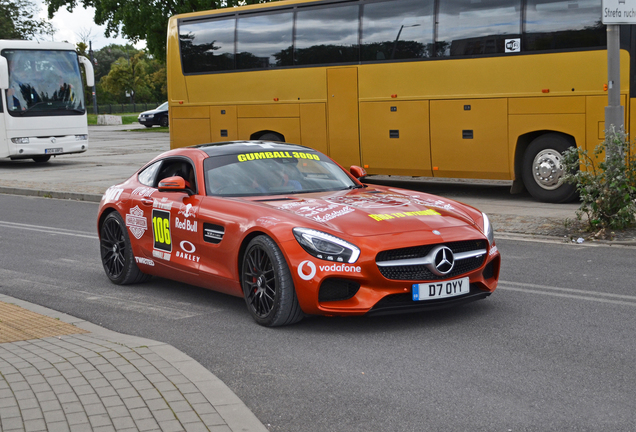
[562,129,636,232]
[0,0,53,40]
[44,0,272,61]
[89,45,167,104]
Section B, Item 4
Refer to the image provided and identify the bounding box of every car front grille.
[376,240,487,281]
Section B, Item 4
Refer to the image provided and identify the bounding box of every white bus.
[0,40,94,163]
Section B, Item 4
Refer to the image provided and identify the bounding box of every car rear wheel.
[160,116,169,127]
[522,133,578,203]
[100,212,150,285]
[241,235,303,327]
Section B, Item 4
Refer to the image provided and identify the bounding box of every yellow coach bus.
[167,0,632,203]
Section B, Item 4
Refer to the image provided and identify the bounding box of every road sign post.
[601,0,636,157]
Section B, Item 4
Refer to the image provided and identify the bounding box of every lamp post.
[89,41,97,115]
[391,24,420,59]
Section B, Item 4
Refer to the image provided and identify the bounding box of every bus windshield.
[3,49,85,117]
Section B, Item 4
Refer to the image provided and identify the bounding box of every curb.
[0,294,268,432]
[0,186,103,203]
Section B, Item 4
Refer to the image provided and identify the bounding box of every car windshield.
[204,148,358,196]
[156,102,168,110]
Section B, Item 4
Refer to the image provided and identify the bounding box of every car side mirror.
[158,176,189,193]
[350,165,367,180]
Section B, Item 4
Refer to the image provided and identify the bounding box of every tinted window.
[361,0,435,61]
[524,0,604,51]
[237,12,294,69]
[294,5,360,66]
[437,0,521,57]
[138,161,162,186]
[180,18,236,73]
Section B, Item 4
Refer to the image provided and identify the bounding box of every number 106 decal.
[152,209,172,252]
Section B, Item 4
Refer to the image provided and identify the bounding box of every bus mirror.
[78,56,95,87]
[0,56,8,90]
[350,165,367,180]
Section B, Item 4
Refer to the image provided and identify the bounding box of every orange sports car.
[98,142,500,326]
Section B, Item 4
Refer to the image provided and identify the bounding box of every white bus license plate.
[45,147,63,154]
[412,277,469,301]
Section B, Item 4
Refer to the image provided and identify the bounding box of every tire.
[160,116,169,127]
[100,212,150,285]
[521,133,578,203]
[258,132,284,142]
[144,124,153,128]
[241,235,304,327]
[32,156,51,163]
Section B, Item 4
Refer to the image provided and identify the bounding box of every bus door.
[0,95,6,158]
[327,67,361,168]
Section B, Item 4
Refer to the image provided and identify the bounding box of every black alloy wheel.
[241,236,303,327]
[100,212,149,284]
[160,116,169,127]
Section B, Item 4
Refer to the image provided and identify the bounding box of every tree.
[0,0,54,40]
[99,50,166,104]
[44,0,270,60]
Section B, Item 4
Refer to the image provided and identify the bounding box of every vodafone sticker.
[297,260,316,281]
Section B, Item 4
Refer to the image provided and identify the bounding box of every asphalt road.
[1,194,635,431]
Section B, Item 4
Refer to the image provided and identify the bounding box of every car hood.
[140,108,165,116]
[245,187,480,237]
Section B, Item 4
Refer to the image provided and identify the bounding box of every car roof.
[192,141,317,157]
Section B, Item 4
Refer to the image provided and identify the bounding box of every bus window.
[524,0,605,51]
[294,4,360,66]
[361,0,435,62]
[237,11,294,69]
[179,17,236,74]
[437,0,521,57]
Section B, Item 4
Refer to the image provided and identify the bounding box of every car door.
[131,157,201,276]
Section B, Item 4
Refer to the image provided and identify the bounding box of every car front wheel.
[160,116,169,127]
[241,235,303,327]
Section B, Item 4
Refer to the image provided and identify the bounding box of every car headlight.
[293,228,360,263]
[147,114,154,118]
[482,212,494,246]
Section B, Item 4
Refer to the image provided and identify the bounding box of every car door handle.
[140,198,153,206]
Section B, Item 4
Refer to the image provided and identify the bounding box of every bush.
[562,128,636,232]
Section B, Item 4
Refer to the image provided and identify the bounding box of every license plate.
[45,147,63,154]
[412,277,470,301]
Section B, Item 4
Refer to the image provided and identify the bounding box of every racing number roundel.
[152,209,172,252]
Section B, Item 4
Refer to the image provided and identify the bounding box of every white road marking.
[0,221,97,239]
[498,280,636,307]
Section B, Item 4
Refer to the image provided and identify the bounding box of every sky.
[34,0,146,50]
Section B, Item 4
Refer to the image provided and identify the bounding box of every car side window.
[138,161,162,186]
[156,158,197,193]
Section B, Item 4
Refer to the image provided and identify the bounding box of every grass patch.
[127,126,169,133]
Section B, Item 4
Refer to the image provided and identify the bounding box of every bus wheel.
[522,133,578,203]
[32,156,51,163]
[258,132,284,142]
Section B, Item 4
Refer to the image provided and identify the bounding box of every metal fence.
[86,103,163,115]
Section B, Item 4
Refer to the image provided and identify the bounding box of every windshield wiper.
[16,102,48,115]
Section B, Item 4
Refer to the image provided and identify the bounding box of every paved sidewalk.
[0,295,267,432]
